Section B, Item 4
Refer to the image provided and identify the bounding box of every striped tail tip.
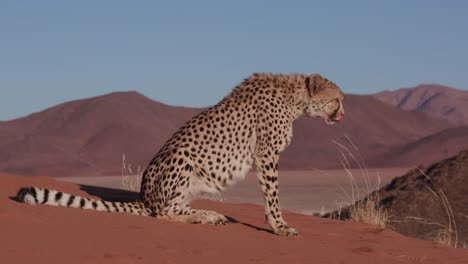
[17,187,38,205]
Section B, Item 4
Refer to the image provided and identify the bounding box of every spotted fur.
[17,73,344,236]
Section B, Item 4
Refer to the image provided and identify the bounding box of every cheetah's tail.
[16,186,150,216]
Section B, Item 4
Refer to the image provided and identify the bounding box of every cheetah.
[17,73,344,236]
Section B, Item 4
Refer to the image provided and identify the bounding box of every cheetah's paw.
[274,226,299,237]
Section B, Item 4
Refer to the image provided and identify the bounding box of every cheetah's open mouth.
[324,114,343,125]
[324,117,335,125]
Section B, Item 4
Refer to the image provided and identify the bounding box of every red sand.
[1,174,467,264]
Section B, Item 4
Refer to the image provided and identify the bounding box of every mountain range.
[374,84,468,125]
[0,83,467,176]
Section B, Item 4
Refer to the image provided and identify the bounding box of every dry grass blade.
[417,168,458,248]
[121,154,143,192]
[404,216,447,228]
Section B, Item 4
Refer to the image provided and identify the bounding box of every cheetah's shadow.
[79,185,273,234]
[79,184,139,202]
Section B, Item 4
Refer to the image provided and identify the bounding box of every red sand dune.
[1,174,467,263]
[0,91,454,176]
[374,84,468,125]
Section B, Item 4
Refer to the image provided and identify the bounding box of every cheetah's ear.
[306,74,324,96]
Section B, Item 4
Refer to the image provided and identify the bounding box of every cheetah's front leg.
[255,156,298,236]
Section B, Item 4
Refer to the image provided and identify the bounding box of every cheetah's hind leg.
[158,206,229,225]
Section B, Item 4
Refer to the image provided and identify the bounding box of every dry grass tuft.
[434,228,455,246]
[350,199,388,228]
[121,154,143,192]
[330,136,389,228]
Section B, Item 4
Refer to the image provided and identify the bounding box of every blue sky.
[1,0,467,120]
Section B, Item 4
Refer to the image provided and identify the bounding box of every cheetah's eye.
[327,99,340,110]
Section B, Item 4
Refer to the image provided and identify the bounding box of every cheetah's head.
[304,74,345,125]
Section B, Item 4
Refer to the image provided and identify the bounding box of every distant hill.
[374,84,468,125]
[0,91,456,176]
[0,92,200,176]
[369,126,468,168]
